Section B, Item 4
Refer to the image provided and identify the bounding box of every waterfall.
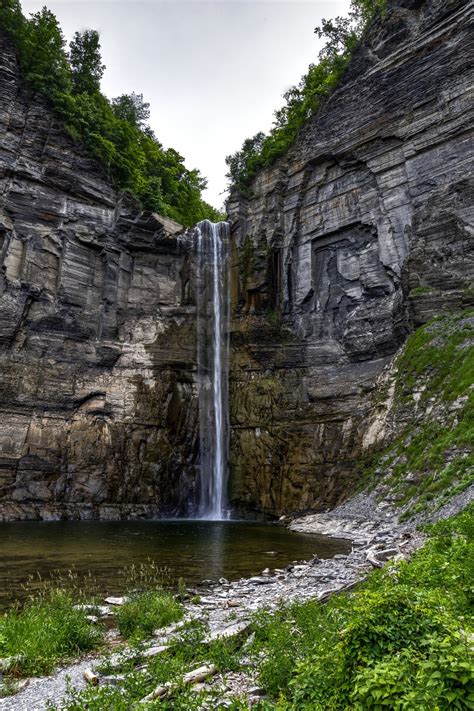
[195,220,230,520]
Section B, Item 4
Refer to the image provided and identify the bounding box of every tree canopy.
[225,0,386,194]
[0,2,222,226]
[69,29,105,95]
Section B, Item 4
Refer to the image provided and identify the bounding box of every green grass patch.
[0,590,102,677]
[115,589,183,642]
[358,311,474,516]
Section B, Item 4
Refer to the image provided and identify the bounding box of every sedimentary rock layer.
[0,32,198,519]
[227,0,474,515]
[0,0,472,520]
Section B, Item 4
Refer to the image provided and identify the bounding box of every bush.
[247,504,474,709]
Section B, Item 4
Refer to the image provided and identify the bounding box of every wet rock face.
[227,0,474,515]
[0,33,199,520]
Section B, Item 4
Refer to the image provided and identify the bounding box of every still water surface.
[0,520,350,606]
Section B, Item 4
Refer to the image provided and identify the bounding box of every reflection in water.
[207,521,224,578]
[0,520,350,606]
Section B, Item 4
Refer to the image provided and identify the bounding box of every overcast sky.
[21,0,350,208]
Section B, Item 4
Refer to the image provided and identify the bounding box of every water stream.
[195,220,230,519]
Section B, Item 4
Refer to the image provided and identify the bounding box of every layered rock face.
[0,33,199,520]
[0,0,472,522]
[227,0,474,515]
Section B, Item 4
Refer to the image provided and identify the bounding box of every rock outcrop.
[0,0,472,521]
[227,0,473,515]
[0,32,199,519]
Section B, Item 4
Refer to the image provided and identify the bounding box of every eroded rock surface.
[0,32,199,520]
[0,0,472,521]
[227,0,474,515]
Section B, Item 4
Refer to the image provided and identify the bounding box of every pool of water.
[0,520,350,607]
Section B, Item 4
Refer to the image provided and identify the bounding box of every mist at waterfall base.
[195,220,230,520]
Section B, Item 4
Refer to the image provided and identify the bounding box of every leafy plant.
[0,590,102,676]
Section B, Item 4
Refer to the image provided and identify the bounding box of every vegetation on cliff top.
[0,1,222,226]
[225,0,385,193]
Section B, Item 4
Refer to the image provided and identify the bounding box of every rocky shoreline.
[0,507,424,710]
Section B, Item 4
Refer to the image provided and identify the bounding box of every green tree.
[69,29,105,94]
[111,92,151,129]
[22,6,70,94]
[2,2,221,226]
[226,0,386,191]
[0,0,25,38]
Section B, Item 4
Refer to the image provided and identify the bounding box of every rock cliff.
[0,31,199,519]
[0,0,472,521]
[227,0,473,515]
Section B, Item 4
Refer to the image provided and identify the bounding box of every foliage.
[69,29,105,95]
[360,310,474,517]
[111,91,150,128]
[0,590,102,676]
[115,589,183,642]
[0,2,222,225]
[226,0,386,193]
[246,505,474,709]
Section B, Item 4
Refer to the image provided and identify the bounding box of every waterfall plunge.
[195,220,230,520]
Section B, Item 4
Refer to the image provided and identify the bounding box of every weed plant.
[0,589,102,677]
[115,589,183,642]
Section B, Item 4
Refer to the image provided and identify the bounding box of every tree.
[0,0,26,38]
[226,0,387,192]
[3,3,219,226]
[22,7,70,94]
[69,29,105,94]
[111,92,150,129]
[225,132,266,191]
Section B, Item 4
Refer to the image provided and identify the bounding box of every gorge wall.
[0,0,472,521]
[0,31,200,520]
[227,0,473,516]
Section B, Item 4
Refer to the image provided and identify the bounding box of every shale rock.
[0,32,199,520]
[227,0,474,516]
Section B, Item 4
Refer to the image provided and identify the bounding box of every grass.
[0,590,102,678]
[48,506,474,709]
[358,310,474,517]
[0,561,184,693]
[115,589,183,642]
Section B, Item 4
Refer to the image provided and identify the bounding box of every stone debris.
[104,596,127,606]
[83,669,99,685]
[203,620,251,644]
[73,604,112,617]
[138,664,217,704]
[142,644,169,658]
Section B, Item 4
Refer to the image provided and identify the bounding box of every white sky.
[21,0,350,209]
